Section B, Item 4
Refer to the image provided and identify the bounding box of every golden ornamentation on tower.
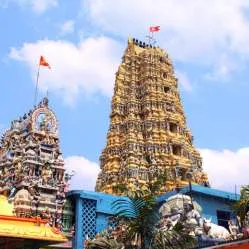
[96,38,209,195]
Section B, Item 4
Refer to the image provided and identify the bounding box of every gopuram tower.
[96,38,209,195]
[0,98,70,228]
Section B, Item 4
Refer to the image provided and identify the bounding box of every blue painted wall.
[67,190,128,249]
[68,186,239,249]
[192,192,236,223]
[158,185,238,224]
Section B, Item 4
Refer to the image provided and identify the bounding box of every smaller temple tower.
[0,98,70,228]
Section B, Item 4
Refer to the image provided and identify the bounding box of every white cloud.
[175,70,192,92]
[64,156,100,191]
[63,148,249,194]
[0,0,8,8]
[85,0,249,65]
[14,0,57,13]
[200,147,249,193]
[59,20,75,36]
[204,53,238,81]
[9,37,123,104]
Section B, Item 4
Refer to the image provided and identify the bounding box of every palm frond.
[234,184,249,223]
[151,229,196,249]
[86,237,124,249]
[112,194,159,249]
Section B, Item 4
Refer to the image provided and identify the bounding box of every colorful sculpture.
[158,194,237,241]
[0,97,68,228]
[96,38,209,195]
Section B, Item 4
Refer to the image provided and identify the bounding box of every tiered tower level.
[96,38,209,195]
[0,98,70,228]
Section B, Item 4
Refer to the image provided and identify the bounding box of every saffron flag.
[149,26,160,32]
[39,56,51,69]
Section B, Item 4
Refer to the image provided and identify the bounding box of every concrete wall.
[193,192,236,224]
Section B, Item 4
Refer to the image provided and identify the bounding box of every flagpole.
[34,63,40,106]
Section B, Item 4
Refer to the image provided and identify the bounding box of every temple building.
[96,38,209,195]
[0,97,72,232]
[0,194,67,249]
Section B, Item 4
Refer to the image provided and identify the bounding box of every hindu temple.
[1,37,248,249]
[96,38,209,195]
[0,97,73,248]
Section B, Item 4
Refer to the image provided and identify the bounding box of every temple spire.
[96,38,209,195]
[0,99,69,228]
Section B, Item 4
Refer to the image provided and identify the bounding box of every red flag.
[39,56,51,69]
[149,26,160,32]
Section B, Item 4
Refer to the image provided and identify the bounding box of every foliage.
[234,185,249,223]
[112,195,158,249]
[148,170,169,196]
[88,171,196,249]
[113,169,169,198]
[86,237,124,249]
[151,228,196,249]
[111,170,169,248]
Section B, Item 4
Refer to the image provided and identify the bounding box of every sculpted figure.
[228,220,240,239]
[161,207,182,231]
[14,161,22,175]
[40,208,50,220]
[42,163,52,185]
[3,167,9,182]
[8,185,16,200]
[203,219,231,240]
[182,202,202,236]
[56,185,65,204]
[242,211,249,238]
[159,193,236,241]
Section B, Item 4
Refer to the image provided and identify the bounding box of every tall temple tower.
[96,38,209,195]
[0,98,70,228]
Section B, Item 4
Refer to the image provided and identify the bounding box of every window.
[162,72,167,79]
[217,210,231,230]
[159,57,165,63]
[164,86,170,93]
[169,123,177,133]
[145,155,152,164]
[172,145,181,156]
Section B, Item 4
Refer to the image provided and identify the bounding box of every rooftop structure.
[68,186,240,249]
[0,195,67,249]
[96,38,209,195]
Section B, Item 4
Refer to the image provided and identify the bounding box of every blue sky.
[1,0,249,192]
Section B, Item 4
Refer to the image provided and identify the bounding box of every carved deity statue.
[42,163,53,185]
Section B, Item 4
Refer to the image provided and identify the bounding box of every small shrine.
[96,38,209,195]
[0,97,72,248]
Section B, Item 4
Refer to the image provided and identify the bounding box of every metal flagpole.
[146,26,152,45]
[34,63,41,106]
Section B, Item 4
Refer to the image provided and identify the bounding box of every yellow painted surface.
[0,195,66,242]
[0,195,14,216]
[96,38,209,195]
[0,217,67,242]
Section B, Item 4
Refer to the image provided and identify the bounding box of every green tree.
[151,228,196,249]
[87,171,196,249]
[234,185,249,224]
[113,194,157,249]
[86,237,124,249]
